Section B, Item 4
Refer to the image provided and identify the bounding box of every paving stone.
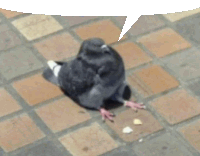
[163,50,200,81]
[36,97,91,133]
[0,147,4,156]
[150,89,200,125]
[0,75,3,84]
[0,88,21,117]
[0,23,10,32]
[0,8,23,18]
[133,133,193,156]
[130,15,165,36]
[15,141,66,156]
[179,119,200,152]
[116,15,165,36]
[13,74,63,106]
[74,19,127,44]
[163,8,200,22]
[103,146,137,156]
[12,14,49,29]
[34,32,80,60]
[0,23,21,51]
[12,15,63,41]
[188,79,200,97]
[175,14,200,44]
[0,47,43,80]
[59,122,118,156]
[114,16,126,27]
[0,30,22,51]
[58,16,99,27]
[137,28,191,58]
[128,65,179,97]
[106,109,163,142]
[0,113,45,152]
[113,41,152,69]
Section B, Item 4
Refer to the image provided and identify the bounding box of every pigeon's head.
[79,38,110,55]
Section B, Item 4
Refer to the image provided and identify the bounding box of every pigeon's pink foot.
[124,101,146,111]
[100,108,114,121]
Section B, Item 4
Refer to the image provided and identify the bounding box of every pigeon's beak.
[101,44,109,52]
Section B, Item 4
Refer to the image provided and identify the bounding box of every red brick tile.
[179,119,200,152]
[36,97,91,133]
[106,109,163,142]
[59,123,118,156]
[113,42,152,69]
[0,88,21,117]
[150,89,200,125]
[13,74,63,106]
[0,8,23,18]
[137,28,191,57]
[34,32,80,60]
[128,65,179,97]
[62,16,98,26]
[0,114,45,152]
[74,20,127,44]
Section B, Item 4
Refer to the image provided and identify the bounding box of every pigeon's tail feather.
[47,60,61,77]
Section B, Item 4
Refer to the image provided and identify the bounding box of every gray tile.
[15,141,66,156]
[0,30,22,51]
[0,46,43,80]
[0,147,5,156]
[188,79,200,97]
[102,146,137,156]
[133,133,193,156]
[0,23,10,32]
[175,15,200,44]
[0,75,3,84]
[0,23,21,51]
[162,50,200,81]
[114,16,126,27]
[129,15,165,36]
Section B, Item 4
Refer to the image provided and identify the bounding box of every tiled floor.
[0,8,200,156]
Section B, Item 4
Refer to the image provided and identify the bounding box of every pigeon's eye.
[101,45,110,54]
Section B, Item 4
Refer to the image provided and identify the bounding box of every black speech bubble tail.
[118,16,141,41]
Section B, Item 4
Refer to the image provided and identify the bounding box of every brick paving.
[0,8,200,156]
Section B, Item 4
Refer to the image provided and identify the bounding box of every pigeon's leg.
[112,81,146,111]
[99,108,114,121]
[124,101,145,111]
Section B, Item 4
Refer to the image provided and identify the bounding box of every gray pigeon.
[43,38,145,121]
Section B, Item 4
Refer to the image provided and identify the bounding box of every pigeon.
[43,38,145,121]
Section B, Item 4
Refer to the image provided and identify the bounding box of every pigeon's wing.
[96,61,125,87]
[78,84,105,110]
[42,61,65,86]
[58,60,96,96]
